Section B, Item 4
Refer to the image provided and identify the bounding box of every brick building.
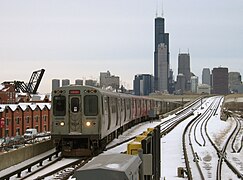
[0,103,51,138]
[0,83,16,104]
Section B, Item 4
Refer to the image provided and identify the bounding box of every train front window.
[84,95,98,116]
[53,95,66,116]
[71,97,79,113]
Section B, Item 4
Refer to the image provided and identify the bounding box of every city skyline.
[0,0,243,93]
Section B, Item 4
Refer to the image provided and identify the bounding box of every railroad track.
[183,96,243,179]
[204,103,243,179]
[33,157,92,180]
[160,98,203,137]
[182,96,225,179]
[231,116,243,153]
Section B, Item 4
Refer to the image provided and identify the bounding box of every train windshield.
[84,95,98,116]
[71,97,80,113]
[53,95,66,116]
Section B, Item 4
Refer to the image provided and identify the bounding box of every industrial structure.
[2,69,45,95]
[0,69,46,104]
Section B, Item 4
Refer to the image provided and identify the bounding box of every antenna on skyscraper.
[155,0,158,17]
[161,0,164,17]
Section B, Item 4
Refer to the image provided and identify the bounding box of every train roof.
[54,85,165,101]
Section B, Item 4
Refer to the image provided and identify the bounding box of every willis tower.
[154,17,169,92]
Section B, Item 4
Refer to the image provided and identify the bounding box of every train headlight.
[60,121,65,126]
[85,121,91,127]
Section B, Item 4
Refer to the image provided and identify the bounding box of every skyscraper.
[229,72,241,87]
[229,72,242,93]
[168,68,175,94]
[157,43,168,92]
[191,76,198,93]
[212,67,229,95]
[133,74,154,96]
[202,68,211,86]
[176,74,186,94]
[178,53,191,91]
[154,17,169,92]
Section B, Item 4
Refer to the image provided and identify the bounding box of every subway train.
[51,85,177,156]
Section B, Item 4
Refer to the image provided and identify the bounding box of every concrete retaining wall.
[0,140,54,171]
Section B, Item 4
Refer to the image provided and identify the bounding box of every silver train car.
[51,85,164,156]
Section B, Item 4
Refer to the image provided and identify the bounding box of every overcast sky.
[0,0,243,93]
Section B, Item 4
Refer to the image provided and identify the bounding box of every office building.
[202,68,211,86]
[154,17,169,92]
[178,53,191,91]
[176,74,186,94]
[212,67,229,95]
[191,76,198,93]
[197,84,211,94]
[133,74,154,96]
[168,68,175,94]
[100,71,120,90]
[157,43,168,92]
[229,72,241,87]
[229,72,242,93]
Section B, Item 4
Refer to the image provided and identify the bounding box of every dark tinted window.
[84,95,98,116]
[71,97,79,113]
[53,96,66,116]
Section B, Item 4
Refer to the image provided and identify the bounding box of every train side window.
[71,98,79,113]
[84,95,98,116]
[53,95,66,116]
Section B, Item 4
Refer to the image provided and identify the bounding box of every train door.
[117,98,121,127]
[69,95,82,133]
[123,98,126,122]
[104,96,111,130]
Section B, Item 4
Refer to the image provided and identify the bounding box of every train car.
[51,85,162,156]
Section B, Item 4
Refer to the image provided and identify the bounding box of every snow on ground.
[104,119,163,154]
[161,115,195,179]
[161,96,243,179]
[207,106,243,178]
[161,97,215,179]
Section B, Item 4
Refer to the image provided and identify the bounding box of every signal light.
[69,90,80,94]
